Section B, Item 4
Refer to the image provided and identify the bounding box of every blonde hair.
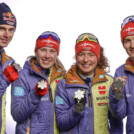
[54,57,66,71]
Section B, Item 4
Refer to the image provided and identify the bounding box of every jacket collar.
[64,65,107,86]
[125,57,134,73]
[26,57,65,83]
[1,50,12,65]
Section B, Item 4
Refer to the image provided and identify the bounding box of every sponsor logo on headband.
[79,43,96,48]
[42,39,58,45]
[123,27,134,33]
[3,12,15,22]
[46,44,53,47]
[7,21,14,25]
[83,47,91,51]
[128,31,134,35]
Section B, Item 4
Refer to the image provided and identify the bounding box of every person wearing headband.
[109,15,134,134]
[0,2,20,134]
[11,31,65,134]
[55,33,123,134]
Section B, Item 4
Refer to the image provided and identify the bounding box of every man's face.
[0,24,15,50]
[124,35,134,58]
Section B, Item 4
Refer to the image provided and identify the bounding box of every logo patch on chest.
[14,87,24,96]
[98,86,106,95]
[56,95,64,104]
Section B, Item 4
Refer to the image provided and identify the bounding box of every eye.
[40,48,46,52]
[78,53,84,57]
[50,49,56,53]
[124,39,131,44]
[0,27,5,31]
[9,28,15,33]
[89,53,95,57]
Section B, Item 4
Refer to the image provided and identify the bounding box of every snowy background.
[1,0,133,133]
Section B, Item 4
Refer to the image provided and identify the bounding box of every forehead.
[124,35,134,40]
[38,47,56,51]
[0,24,15,29]
[79,50,94,54]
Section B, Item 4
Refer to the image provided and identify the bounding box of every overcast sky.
[1,0,133,133]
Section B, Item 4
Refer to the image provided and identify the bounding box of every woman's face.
[76,51,97,76]
[35,47,57,69]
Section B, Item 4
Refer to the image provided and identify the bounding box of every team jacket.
[109,58,134,134]
[55,65,123,134]
[11,57,65,134]
[0,50,14,134]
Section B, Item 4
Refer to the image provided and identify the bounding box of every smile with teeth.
[82,64,91,68]
[42,59,51,64]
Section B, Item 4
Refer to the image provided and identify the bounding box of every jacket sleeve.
[109,69,127,120]
[0,72,10,98]
[108,110,123,134]
[11,73,41,123]
[55,79,84,131]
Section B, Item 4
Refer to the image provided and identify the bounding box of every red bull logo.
[3,12,15,22]
[98,86,106,95]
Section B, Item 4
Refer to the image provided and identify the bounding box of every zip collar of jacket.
[125,57,134,73]
[0,50,14,71]
[25,57,65,83]
[1,50,12,65]
[64,65,107,86]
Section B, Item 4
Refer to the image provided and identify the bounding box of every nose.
[3,30,9,38]
[83,54,89,62]
[45,51,50,58]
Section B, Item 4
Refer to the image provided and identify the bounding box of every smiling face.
[0,24,15,50]
[35,47,57,69]
[76,50,97,76]
[124,35,134,58]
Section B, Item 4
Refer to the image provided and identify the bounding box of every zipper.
[88,91,92,107]
[88,82,92,107]
[48,85,53,102]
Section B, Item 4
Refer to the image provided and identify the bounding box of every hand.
[74,90,86,113]
[4,64,19,83]
[112,76,127,100]
[113,76,127,92]
[35,79,49,97]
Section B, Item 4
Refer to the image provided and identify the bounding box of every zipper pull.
[88,92,92,107]
[48,85,53,102]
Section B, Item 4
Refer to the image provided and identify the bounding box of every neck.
[78,71,94,80]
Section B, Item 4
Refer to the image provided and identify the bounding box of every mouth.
[130,49,134,52]
[42,59,51,65]
[82,64,91,68]
[1,39,9,44]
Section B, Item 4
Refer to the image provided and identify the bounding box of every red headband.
[75,39,100,62]
[35,36,60,55]
[121,21,134,44]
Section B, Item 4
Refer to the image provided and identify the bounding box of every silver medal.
[12,62,22,71]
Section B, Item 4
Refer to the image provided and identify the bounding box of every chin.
[40,64,50,69]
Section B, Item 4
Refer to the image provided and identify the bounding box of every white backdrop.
[0,0,133,133]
